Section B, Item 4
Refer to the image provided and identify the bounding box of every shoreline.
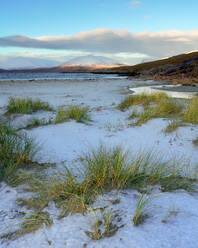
[1,77,198,96]
[0,77,126,84]
[153,85,198,93]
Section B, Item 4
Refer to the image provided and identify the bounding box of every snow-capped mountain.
[0,55,124,72]
[61,55,122,66]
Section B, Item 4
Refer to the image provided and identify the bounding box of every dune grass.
[55,106,90,124]
[18,145,196,223]
[20,118,53,130]
[83,146,132,190]
[121,93,198,127]
[133,99,183,126]
[19,211,53,235]
[183,98,198,124]
[85,209,119,240]
[164,120,185,133]
[133,193,155,226]
[119,92,184,126]
[26,118,42,128]
[128,109,139,120]
[18,169,92,218]
[16,118,44,131]
[0,211,53,240]
[6,97,53,114]
[0,123,38,185]
[119,92,168,111]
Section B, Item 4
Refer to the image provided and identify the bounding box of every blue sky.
[1,0,198,36]
[1,0,198,67]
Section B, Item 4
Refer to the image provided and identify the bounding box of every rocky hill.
[105,51,198,84]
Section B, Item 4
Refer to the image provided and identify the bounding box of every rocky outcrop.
[107,52,198,85]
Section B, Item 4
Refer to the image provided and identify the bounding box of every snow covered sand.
[0,78,198,248]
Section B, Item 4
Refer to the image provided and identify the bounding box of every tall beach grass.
[6,97,53,114]
[183,98,198,124]
[0,123,38,185]
[119,92,168,111]
[55,106,90,124]
[18,145,196,220]
[133,99,183,125]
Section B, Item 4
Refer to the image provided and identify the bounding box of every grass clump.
[21,118,52,130]
[86,209,120,240]
[18,170,93,218]
[19,146,196,220]
[18,211,53,235]
[55,106,90,124]
[183,98,198,124]
[133,193,155,226]
[128,109,139,119]
[14,145,196,235]
[86,217,102,240]
[83,146,133,190]
[155,99,183,116]
[120,93,198,127]
[0,124,37,185]
[83,146,195,193]
[119,92,168,111]
[24,118,44,130]
[119,92,185,126]
[133,99,183,126]
[164,120,185,133]
[1,211,53,240]
[18,146,135,218]
[6,97,53,114]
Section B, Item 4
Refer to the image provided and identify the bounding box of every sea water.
[0,72,124,81]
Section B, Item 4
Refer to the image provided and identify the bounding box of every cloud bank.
[1,28,198,60]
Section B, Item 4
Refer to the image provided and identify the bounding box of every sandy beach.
[0,78,198,248]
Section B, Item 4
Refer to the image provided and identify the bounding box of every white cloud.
[0,28,198,62]
[143,15,150,19]
[129,1,142,9]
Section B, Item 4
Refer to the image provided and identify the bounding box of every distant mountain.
[51,55,124,73]
[0,55,123,72]
[62,55,122,67]
[0,56,59,69]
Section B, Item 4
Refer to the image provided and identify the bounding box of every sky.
[1,0,198,68]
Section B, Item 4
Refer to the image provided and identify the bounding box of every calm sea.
[0,72,124,81]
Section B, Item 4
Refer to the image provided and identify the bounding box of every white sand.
[0,78,198,248]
